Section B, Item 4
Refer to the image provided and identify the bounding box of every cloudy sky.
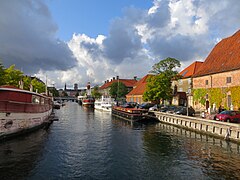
[0,0,239,89]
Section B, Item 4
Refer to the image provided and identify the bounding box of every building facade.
[172,61,203,107]
[193,30,240,111]
[126,74,154,104]
[99,76,138,97]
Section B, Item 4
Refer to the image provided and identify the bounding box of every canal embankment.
[154,111,240,143]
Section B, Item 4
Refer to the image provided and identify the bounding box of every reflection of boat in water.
[0,85,53,140]
[94,96,115,112]
[82,82,94,108]
[0,128,50,179]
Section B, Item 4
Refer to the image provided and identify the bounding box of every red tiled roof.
[179,61,203,78]
[126,74,154,96]
[194,30,240,77]
[99,79,137,89]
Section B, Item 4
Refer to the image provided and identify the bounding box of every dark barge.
[112,106,156,122]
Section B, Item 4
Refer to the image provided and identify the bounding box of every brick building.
[193,30,240,111]
[126,74,154,104]
[99,76,138,97]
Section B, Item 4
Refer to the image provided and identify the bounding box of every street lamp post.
[186,95,189,116]
[186,88,191,116]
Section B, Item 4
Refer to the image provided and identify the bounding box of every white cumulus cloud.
[1,0,240,89]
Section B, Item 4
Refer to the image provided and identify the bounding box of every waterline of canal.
[0,102,240,179]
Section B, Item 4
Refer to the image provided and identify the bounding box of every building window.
[205,80,208,85]
[226,77,232,83]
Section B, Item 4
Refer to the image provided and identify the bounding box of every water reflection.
[152,123,240,179]
[1,103,240,179]
[0,129,50,180]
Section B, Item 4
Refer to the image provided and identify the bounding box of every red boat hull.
[0,86,53,140]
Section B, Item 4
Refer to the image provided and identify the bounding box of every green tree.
[143,73,173,103]
[22,76,32,90]
[31,78,46,93]
[91,85,102,99]
[62,91,68,96]
[4,65,23,86]
[75,92,79,97]
[48,87,59,97]
[144,57,181,103]
[110,82,128,99]
[0,62,5,85]
[150,57,181,75]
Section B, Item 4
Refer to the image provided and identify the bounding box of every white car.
[149,104,159,111]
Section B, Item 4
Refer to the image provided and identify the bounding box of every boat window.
[41,98,44,105]
[45,99,49,105]
[32,95,40,104]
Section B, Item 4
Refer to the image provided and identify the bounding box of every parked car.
[121,102,138,108]
[159,106,170,112]
[149,104,162,111]
[214,110,240,123]
[166,106,178,114]
[174,106,195,116]
[139,103,155,110]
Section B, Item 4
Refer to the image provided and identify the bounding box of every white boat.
[94,96,115,112]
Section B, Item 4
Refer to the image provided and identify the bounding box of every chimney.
[104,81,106,84]
[134,76,137,80]
[111,79,112,82]
[113,77,115,80]
[116,76,119,80]
[107,80,109,83]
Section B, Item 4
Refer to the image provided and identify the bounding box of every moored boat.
[82,96,95,108]
[112,106,148,121]
[77,95,85,105]
[94,96,115,112]
[0,85,53,140]
[82,82,95,108]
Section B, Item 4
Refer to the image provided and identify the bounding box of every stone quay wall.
[154,112,240,143]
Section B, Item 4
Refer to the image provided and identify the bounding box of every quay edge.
[154,111,240,143]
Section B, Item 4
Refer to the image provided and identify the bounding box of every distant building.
[59,83,83,97]
[74,83,78,91]
[99,76,138,97]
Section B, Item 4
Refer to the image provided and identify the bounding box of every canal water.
[1,102,240,180]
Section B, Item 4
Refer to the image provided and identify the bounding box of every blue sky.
[47,0,152,40]
[0,0,240,88]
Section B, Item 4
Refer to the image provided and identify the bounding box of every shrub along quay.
[154,112,240,143]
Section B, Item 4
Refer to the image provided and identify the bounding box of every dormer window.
[226,77,232,83]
